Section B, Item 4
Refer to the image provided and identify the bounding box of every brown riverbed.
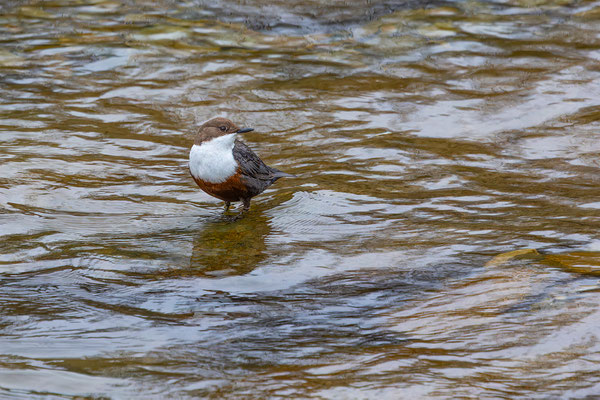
[1,0,600,398]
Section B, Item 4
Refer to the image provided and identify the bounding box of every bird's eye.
[219,126,227,132]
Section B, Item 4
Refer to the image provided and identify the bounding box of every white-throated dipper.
[189,117,294,212]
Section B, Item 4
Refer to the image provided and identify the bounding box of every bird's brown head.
[195,117,254,145]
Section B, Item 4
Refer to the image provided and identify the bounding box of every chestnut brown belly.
[191,170,249,202]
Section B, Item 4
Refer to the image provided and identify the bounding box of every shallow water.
[1,0,600,398]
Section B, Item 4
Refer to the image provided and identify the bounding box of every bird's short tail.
[271,168,296,180]
[274,171,296,178]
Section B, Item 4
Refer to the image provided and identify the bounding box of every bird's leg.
[241,198,251,212]
[224,201,231,212]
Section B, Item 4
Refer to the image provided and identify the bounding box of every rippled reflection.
[189,211,271,276]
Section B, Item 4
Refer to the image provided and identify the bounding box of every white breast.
[189,133,238,183]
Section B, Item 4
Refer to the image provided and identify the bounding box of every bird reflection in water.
[189,210,271,277]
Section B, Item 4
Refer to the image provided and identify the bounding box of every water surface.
[1,0,600,398]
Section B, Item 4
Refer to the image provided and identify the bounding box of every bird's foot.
[224,201,231,212]
[241,198,251,213]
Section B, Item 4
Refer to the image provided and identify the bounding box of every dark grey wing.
[233,140,276,179]
[233,139,281,197]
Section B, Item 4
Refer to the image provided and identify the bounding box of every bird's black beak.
[236,128,254,133]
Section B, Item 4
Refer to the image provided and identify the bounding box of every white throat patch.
[189,133,238,183]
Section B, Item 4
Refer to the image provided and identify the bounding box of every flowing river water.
[1,0,600,398]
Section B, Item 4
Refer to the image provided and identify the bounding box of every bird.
[189,117,294,212]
